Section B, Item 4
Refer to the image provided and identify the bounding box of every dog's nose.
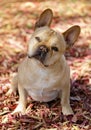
[28,45,48,63]
[39,45,49,53]
[34,45,48,62]
[37,45,49,61]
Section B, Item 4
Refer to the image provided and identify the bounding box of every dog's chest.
[19,58,66,102]
[26,69,61,102]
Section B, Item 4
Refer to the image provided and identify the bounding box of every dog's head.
[28,9,80,67]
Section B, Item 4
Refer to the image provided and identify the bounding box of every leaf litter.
[0,0,91,129]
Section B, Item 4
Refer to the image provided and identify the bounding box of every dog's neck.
[27,55,66,71]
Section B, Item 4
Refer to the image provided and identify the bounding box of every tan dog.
[11,9,80,115]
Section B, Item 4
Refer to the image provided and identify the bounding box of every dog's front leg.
[60,84,73,115]
[13,84,27,114]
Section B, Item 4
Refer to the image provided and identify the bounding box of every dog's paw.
[6,89,13,96]
[12,104,26,115]
[62,105,74,115]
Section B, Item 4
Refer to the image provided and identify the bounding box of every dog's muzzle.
[28,45,49,63]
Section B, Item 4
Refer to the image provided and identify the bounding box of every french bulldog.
[11,9,80,115]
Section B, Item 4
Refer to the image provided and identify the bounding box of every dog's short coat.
[11,9,80,115]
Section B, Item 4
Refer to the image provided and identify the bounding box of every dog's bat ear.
[35,9,53,29]
[63,25,80,49]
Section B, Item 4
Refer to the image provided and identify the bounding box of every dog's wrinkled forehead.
[31,26,64,46]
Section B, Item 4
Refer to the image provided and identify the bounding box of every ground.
[0,0,91,130]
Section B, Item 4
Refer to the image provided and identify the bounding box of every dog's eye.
[51,46,58,51]
[35,37,41,42]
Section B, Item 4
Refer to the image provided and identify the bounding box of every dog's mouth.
[28,54,49,67]
[28,53,59,68]
[28,45,49,67]
[29,52,46,63]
